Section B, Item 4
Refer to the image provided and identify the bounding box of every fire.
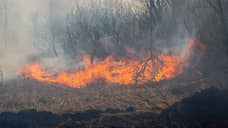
[18,39,205,88]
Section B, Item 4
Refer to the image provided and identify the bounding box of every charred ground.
[0,63,227,128]
[0,80,228,128]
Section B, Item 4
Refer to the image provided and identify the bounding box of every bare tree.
[145,0,162,32]
[48,0,58,56]
[207,0,228,52]
[1,0,8,48]
[31,12,40,49]
[0,65,3,87]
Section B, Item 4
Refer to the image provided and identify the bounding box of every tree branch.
[207,0,219,13]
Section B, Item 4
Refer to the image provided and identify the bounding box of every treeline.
[31,0,228,58]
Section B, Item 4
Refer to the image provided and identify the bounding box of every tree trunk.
[3,0,8,48]
[0,68,3,87]
[217,0,228,53]
[50,32,58,56]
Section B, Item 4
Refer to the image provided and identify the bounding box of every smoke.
[0,0,39,80]
[0,0,73,80]
[0,0,199,82]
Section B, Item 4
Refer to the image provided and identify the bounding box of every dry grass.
[0,73,212,114]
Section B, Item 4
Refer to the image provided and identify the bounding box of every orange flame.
[17,39,205,88]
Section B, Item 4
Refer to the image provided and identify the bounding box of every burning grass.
[17,39,206,88]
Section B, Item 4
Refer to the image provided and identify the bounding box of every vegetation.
[0,0,228,128]
[29,0,228,58]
